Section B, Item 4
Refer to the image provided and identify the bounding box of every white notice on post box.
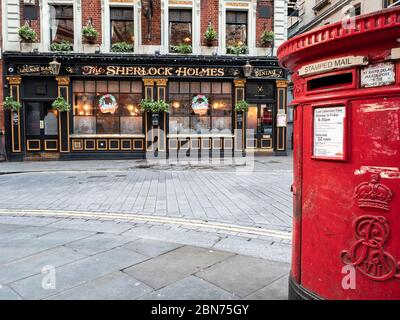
[313,106,346,159]
[361,62,395,88]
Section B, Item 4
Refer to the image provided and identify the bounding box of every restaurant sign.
[14,64,285,79]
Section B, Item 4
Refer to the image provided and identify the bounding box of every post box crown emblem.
[355,174,394,212]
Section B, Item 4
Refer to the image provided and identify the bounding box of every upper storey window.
[50,5,74,47]
[226,11,248,54]
[169,9,192,53]
[110,7,134,51]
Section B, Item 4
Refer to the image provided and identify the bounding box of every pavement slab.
[10,247,148,299]
[123,246,234,290]
[196,255,290,298]
[47,271,152,300]
[123,238,183,258]
[140,276,238,300]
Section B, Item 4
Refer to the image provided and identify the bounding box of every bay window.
[73,81,143,135]
[169,81,233,135]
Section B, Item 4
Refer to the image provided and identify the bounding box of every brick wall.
[19,0,41,42]
[82,0,102,44]
[141,0,161,45]
[256,0,274,47]
[200,0,219,46]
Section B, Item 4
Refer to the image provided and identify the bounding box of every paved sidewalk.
[0,155,293,231]
[0,215,290,300]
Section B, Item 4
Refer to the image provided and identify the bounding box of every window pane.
[112,21,134,44]
[226,24,247,46]
[180,82,190,94]
[119,94,142,116]
[97,81,107,92]
[170,117,190,134]
[226,12,236,23]
[85,81,96,93]
[212,82,222,94]
[222,82,232,94]
[74,94,95,116]
[201,82,211,94]
[212,117,232,133]
[108,81,119,92]
[169,22,192,46]
[120,116,142,134]
[50,5,74,44]
[26,103,41,136]
[236,12,248,24]
[169,82,180,94]
[73,81,84,92]
[131,81,142,93]
[191,116,211,133]
[191,82,200,94]
[97,116,119,134]
[120,81,131,93]
[74,116,96,134]
[110,8,133,20]
[211,97,232,116]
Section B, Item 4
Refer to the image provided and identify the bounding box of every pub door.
[25,102,59,152]
[246,104,274,150]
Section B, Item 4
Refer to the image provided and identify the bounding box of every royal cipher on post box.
[278,7,400,300]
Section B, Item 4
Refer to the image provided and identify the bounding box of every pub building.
[3,54,287,160]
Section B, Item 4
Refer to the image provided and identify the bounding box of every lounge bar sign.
[299,56,368,77]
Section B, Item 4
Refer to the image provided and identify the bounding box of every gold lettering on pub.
[82,66,225,77]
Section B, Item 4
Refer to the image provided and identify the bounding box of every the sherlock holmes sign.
[82,66,225,77]
[15,64,285,79]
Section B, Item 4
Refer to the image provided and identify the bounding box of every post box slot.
[307,72,353,92]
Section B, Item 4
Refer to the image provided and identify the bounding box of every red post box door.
[300,96,400,300]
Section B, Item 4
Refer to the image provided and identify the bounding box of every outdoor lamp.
[243,60,253,78]
[49,58,61,76]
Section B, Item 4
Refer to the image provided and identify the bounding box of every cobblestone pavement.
[0,215,290,300]
[0,155,293,232]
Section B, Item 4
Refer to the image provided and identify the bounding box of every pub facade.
[1,0,288,161]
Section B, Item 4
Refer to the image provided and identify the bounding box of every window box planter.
[83,43,100,54]
[20,42,39,53]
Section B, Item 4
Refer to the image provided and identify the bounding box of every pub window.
[169,81,232,135]
[110,7,134,49]
[73,81,143,135]
[226,11,248,51]
[169,9,192,52]
[50,5,74,46]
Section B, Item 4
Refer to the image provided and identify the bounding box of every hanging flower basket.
[52,96,71,112]
[191,95,209,115]
[3,96,21,112]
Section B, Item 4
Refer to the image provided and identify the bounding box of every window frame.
[168,81,234,134]
[225,10,249,48]
[110,6,135,48]
[49,4,74,46]
[168,8,193,51]
[73,80,144,136]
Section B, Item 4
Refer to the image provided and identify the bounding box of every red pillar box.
[278,7,400,300]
